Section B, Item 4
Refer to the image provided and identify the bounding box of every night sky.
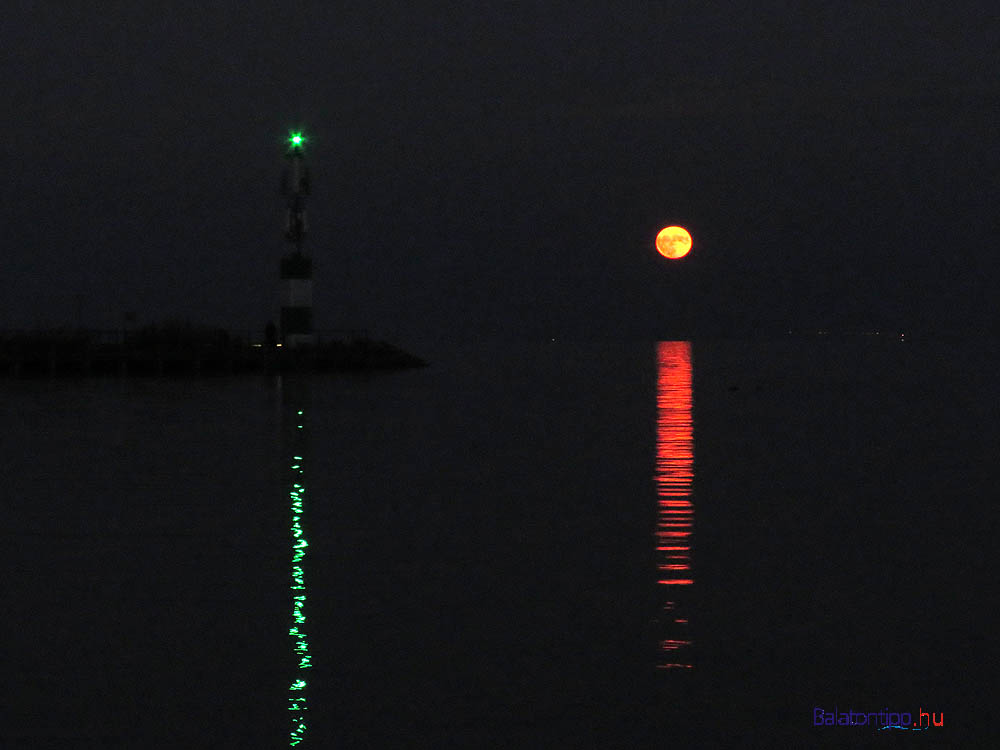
[3,1,998,340]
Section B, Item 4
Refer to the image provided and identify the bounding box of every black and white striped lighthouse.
[280,131,314,347]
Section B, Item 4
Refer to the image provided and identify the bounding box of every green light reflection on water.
[288,408,312,747]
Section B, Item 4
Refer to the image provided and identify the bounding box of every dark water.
[3,339,995,748]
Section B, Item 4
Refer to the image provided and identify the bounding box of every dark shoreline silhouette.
[0,324,427,377]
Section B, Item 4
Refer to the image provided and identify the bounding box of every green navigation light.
[288,132,305,149]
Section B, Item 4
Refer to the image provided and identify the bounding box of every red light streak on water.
[655,341,694,668]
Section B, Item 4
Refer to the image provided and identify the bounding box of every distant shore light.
[655,226,692,259]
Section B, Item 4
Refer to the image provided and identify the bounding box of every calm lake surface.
[4,339,995,748]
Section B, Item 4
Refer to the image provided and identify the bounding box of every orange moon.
[655,226,692,259]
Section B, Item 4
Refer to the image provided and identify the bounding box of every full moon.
[655,226,692,259]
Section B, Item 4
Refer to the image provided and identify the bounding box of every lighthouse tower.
[280,131,315,347]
